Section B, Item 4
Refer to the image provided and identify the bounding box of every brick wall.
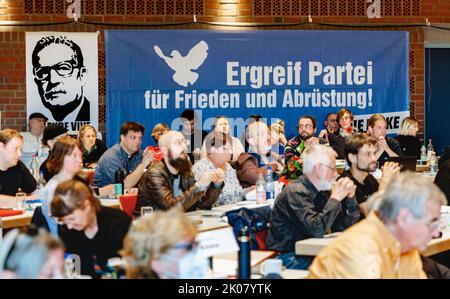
[1,0,449,141]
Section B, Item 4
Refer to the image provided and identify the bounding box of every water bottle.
[29,153,40,181]
[237,226,251,279]
[114,168,126,196]
[420,145,427,162]
[265,166,274,200]
[429,152,438,174]
[427,139,434,160]
[256,170,266,204]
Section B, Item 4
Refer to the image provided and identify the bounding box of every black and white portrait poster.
[26,32,99,131]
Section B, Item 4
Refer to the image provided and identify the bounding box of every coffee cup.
[260,259,282,276]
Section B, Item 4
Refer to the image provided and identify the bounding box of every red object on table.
[118,194,137,218]
[0,209,24,217]
[144,146,163,161]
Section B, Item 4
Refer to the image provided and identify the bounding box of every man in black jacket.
[266,144,360,270]
[136,131,224,214]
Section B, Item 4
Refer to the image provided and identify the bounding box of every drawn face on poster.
[26,33,98,131]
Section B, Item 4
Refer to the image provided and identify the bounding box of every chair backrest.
[118,194,137,218]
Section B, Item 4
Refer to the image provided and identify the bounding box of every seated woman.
[78,124,107,169]
[367,114,403,164]
[201,116,244,161]
[0,226,65,279]
[120,208,209,279]
[396,116,421,159]
[269,120,287,158]
[151,123,170,144]
[51,176,131,278]
[31,137,83,236]
[193,132,244,206]
[0,129,37,205]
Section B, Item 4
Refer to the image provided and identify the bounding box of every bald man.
[135,131,224,214]
[236,121,284,188]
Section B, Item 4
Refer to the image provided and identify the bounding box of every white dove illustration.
[154,41,209,87]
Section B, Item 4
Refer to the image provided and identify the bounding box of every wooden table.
[186,200,272,232]
[1,199,121,230]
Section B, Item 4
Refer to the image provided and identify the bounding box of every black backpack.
[225,206,271,250]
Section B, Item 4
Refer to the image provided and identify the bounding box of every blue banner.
[105,30,409,148]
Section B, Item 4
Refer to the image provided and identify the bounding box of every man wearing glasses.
[267,144,359,270]
[31,36,89,122]
[308,172,446,278]
[284,115,328,165]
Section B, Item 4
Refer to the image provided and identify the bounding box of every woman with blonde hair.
[121,208,209,279]
[78,124,107,169]
[396,116,421,159]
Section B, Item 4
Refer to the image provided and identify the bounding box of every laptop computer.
[382,156,417,172]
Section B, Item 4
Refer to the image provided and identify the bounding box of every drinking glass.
[15,191,26,210]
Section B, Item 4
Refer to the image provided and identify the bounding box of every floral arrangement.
[279,140,305,185]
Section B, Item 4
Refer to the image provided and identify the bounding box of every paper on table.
[196,227,239,258]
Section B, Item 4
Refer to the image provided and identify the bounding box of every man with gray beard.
[266,144,360,270]
[136,131,224,214]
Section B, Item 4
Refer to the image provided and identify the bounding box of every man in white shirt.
[20,112,49,170]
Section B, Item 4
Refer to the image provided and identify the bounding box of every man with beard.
[339,133,400,216]
[32,36,90,121]
[284,115,328,164]
[136,131,224,213]
[94,122,154,189]
[266,144,360,270]
[235,121,284,188]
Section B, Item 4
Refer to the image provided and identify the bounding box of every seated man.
[323,112,338,135]
[193,132,244,206]
[136,131,224,213]
[367,114,403,164]
[282,115,327,181]
[285,115,327,164]
[308,172,446,278]
[235,121,283,188]
[339,133,400,216]
[94,122,153,190]
[266,144,360,270]
[180,109,208,164]
[20,112,49,171]
[0,129,37,205]
[40,124,68,183]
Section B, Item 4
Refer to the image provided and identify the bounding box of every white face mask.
[161,249,210,279]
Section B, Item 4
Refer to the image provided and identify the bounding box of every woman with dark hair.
[200,116,244,161]
[51,177,131,278]
[78,124,107,169]
[32,137,83,236]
